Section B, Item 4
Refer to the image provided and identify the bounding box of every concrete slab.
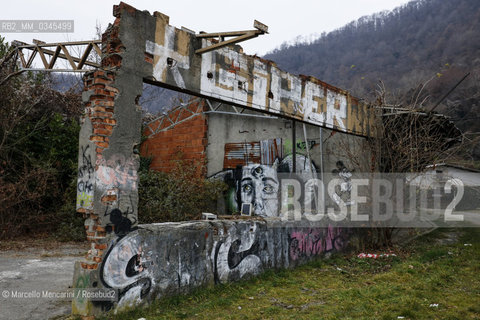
[0,245,85,320]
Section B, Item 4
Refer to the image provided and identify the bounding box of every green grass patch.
[98,228,480,319]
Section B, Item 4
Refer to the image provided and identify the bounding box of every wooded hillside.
[264,0,480,135]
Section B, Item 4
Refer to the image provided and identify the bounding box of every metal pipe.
[320,127,325,204]
[292,120,296,173]
[203,111,277,119]
[303,123,318,210]
[431,72,470,112]
[302,123,315,177]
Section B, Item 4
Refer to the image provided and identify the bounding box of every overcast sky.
[1,0,411,56]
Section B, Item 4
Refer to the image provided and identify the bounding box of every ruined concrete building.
[141,98,369,216]
[69,2,375,317]
[5,1,473,317]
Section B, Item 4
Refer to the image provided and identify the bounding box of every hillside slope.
[264,0,480,133]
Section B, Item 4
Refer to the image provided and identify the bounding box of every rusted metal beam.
[144,98,205,136]
[77,43,93,69]
[15,40,102,48]
[92,43,102,56]
[36,47,50,69]
[60,44,77,69]
[196,30,261,38]
[195,20,267,54]
[25,49,37,68]
[196,30,263,54]
[11,40,101,72]
[41,46,99,68]
[10,68,91,73]
[17,48,27,67]
[253,20,268,33]
[48,46,62,69]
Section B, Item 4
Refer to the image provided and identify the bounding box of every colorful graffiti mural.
[73,4,363,316]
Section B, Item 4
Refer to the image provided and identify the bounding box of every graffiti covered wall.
[141,103,370,218]
[73,3,372,316]
[72,220,348,312]
[205,109,369,217]
[143,7,375,137]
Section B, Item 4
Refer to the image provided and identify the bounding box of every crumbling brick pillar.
[72,2,146,316]
[76,69,119,269]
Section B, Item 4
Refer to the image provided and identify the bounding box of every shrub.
[0,37,83,240]
[138,161,227,223]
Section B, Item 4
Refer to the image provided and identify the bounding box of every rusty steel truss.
[4,19,267,73]
[144,98,277,138]
[9,39,102,72]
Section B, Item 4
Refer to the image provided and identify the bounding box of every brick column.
[73,3,144,316]
[77,69,119,270]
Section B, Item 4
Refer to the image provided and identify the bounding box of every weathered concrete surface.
[0,245,85,320]
[142,5,376,137]
[205,109,369,177]
[72,219,349,314]
[72,2,374,317]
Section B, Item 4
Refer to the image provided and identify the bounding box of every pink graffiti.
[289,226,344,261]
[96,155,137,190]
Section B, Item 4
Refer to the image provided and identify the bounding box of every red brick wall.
[141,100,208,175]
[77,10,123,270]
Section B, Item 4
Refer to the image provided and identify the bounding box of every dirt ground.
[0,239,88,320]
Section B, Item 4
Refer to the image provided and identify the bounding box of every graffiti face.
[331,160,354,206]
[239,164,279,217]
